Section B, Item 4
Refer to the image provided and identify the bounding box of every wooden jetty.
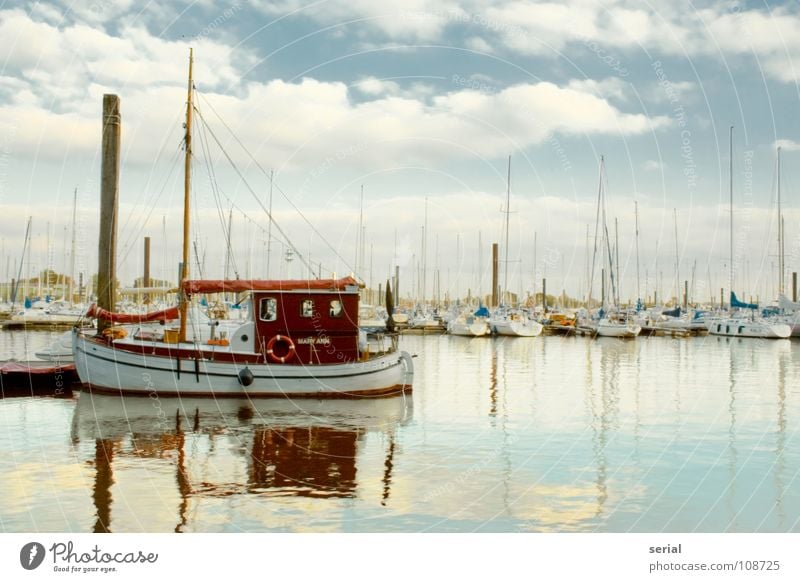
[640,325,691,338]
[400,325,447,335]
[0,320,89,330]
[544,324,597,337]
[0,360,78,397]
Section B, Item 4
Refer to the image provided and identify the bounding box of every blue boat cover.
[730,291,757,310]
[474,304,490,317]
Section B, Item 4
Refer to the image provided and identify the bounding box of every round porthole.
[241,334,249,342]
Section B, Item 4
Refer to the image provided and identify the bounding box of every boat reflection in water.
[71,391,412,532]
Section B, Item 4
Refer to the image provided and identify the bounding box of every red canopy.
[181,276,361,295]
[86,304,180,323]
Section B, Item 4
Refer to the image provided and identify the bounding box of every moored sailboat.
[72,51,414,398]
[708,127,790,340]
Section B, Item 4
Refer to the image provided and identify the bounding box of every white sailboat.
[588,157,640,338]
[708,127,790,339]
[489,156,543,337]
[447,304,491,337]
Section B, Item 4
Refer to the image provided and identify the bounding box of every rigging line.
[602,164,617,305]
[196,112,241,278]
[197,116,234,275]
[193,106,317,276]
[118,143,184,267]
[117,106,186,261]
[195,90,357,275]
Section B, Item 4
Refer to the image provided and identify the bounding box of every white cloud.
[774,139,800,151]
[353,77,401,96]
[642,160,663,171]
[254,1,800,85]
[253,0,468,41]
[464,36,493,54]
[567,77,630,103]
[0,9,668,168]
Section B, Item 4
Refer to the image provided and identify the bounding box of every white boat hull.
[659,318,708,332]
[72,330,414,398]
[447,319,490,336]
[596,320,641,338]
[706,319,791,339]
[491,319,543,337]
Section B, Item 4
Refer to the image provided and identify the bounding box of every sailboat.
[72,51,414,397]
[589,157,641,338]
[447,303,491,336]
[489,156,543,337]
[707,127,790,339]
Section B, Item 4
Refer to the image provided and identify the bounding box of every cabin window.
[329,300,343,317]
[717,324,721,332]
[301,299,315,318]
[738,326,745,334]
[259,298,277,322]
[725,325,730,334]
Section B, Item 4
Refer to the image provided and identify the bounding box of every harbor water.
[1,330,798,532]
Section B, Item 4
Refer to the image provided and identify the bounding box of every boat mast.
[503,155,511,306]
[673,208,679,307]
[178,48,193,344]
[729,125,733,306]
[69,188,77,304]
[614,216,619,307]
[422,196,428,303]
[477,230,482,303]
[634,202,641,306]
[266,169,273,278]
[777,145,783,295]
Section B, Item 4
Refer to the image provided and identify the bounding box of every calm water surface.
[1,330,799,532]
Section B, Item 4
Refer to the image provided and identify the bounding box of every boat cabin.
[183,277,363,365]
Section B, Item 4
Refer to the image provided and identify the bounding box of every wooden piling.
[143,236,151,304]
[97,94,121,333]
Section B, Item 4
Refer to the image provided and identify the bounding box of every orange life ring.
[266,334,296,363]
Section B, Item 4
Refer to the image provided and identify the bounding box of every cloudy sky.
[1,0,799,303]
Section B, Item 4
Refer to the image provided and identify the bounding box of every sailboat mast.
[477,230,482,302]
[634,202,641,304]
[777,146,783,295]
[673,208,679,306]
[266,169,273,278]
[69,188,77,304]
[179,48,194,343]
[423,196,428,303]
[615,216,619,306]
[729,125,733,305]
[503,155,511,305]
